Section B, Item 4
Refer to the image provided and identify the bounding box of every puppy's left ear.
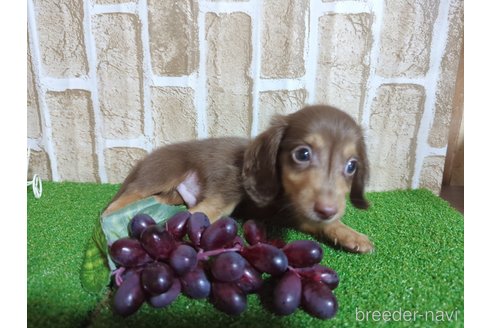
[350,136,370,209]
[242,115,288,207]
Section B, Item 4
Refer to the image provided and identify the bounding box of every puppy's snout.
[314,202,338,220]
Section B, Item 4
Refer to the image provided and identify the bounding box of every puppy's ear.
[350,136,370,209]
[242,115,288,207]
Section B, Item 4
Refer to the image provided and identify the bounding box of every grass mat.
[27,182,464,327]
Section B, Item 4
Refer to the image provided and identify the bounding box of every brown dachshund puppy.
[104,105,374,253]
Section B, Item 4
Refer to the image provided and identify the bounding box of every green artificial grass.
[27,182,464,327]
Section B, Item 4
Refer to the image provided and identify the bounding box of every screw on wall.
[27,148,43,199]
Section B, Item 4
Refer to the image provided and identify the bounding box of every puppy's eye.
[292,146,312,164]
[344,159,357,176]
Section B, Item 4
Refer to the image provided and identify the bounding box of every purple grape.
[187,212,210,246]
[240,243,288,276]
[298,264,339,290]
[180,264,211,299]
[235,261,262,294]
[141,262,174,295]
[169,244,198,276]
[120,267,144,282]
[128,213,156,239]
[164,211,191,240]
[140,224,175,260]
[109,237,152,267]
[243,219,267,245]
[317,266,339,290]
[148,278,181,308]
[200,217,238,251]
[113,270,145,317]
[211,282,247,315]
[302,281,338,319]
[282,240,323,268]
[211,252,246,282]
[273,270,302,315]
[268,239,287,249]
[225,235,245,249]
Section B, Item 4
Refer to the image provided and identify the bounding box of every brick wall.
[27,0,464,193]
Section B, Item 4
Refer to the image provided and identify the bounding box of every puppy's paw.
[324,222,375,254]
[337,231,374,254]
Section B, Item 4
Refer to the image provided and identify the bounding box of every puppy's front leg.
[189,196,240,223]
[300,220,374,253]
[323,220,374,253]
[175,171,240,222]
[103,191,147,216]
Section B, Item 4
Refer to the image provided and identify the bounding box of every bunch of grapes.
[109,211,339,319]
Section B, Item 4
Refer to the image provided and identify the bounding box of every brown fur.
[104,105,374,253]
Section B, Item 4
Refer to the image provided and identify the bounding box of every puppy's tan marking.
[282,167,325,217]
[153,190,184,206]
[189,196,240,223]
[103,192,146,216]
[281,133,328,212]
[103,175,187,216]
[304,133,325,150]
[342,143,357,160]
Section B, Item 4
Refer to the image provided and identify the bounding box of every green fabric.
[80,197,186,293]
[27,182,464,327]
[79,227,111,294]
[101,197,186,270]
[101,197,186,247]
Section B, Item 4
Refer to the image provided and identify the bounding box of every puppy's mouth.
[313,201,341,221]
[312,211,340,223]
[298,205,342,223]
[286,195,345,223]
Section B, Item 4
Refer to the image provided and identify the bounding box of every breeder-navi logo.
[355,307,460,323]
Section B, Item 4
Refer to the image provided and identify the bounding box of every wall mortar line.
[319,0,371,14]
[42,77,92,91]
[92,3,137,15]
[27,138,43,152]
[195,2,209,139]
[151,74,197,88]
[83,0,107,183]
[201,1,251,14]
[105,137,150,149]
[427,145,448,157]
[250,0,262,137]
[137,0,154,151]
[411,0,452,188]
[305,0,321,104]
[361,0,384,130]
[27,0,59,181]
[378,76,427,87]
[300,0,310,103]
[258,78,305,92]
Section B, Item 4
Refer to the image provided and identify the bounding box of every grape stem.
[197,246,242,261]
[287,265,305,278]
[112,267,126,287]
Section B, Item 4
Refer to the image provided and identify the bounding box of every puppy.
[104,105,374,253]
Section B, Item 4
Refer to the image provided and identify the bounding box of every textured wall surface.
[27,0,464,194]
[316,13,372,121]
[206,12,252,137]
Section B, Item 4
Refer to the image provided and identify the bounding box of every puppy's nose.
[314,202,338,220]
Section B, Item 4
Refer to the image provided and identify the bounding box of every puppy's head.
[243,105,369,222]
